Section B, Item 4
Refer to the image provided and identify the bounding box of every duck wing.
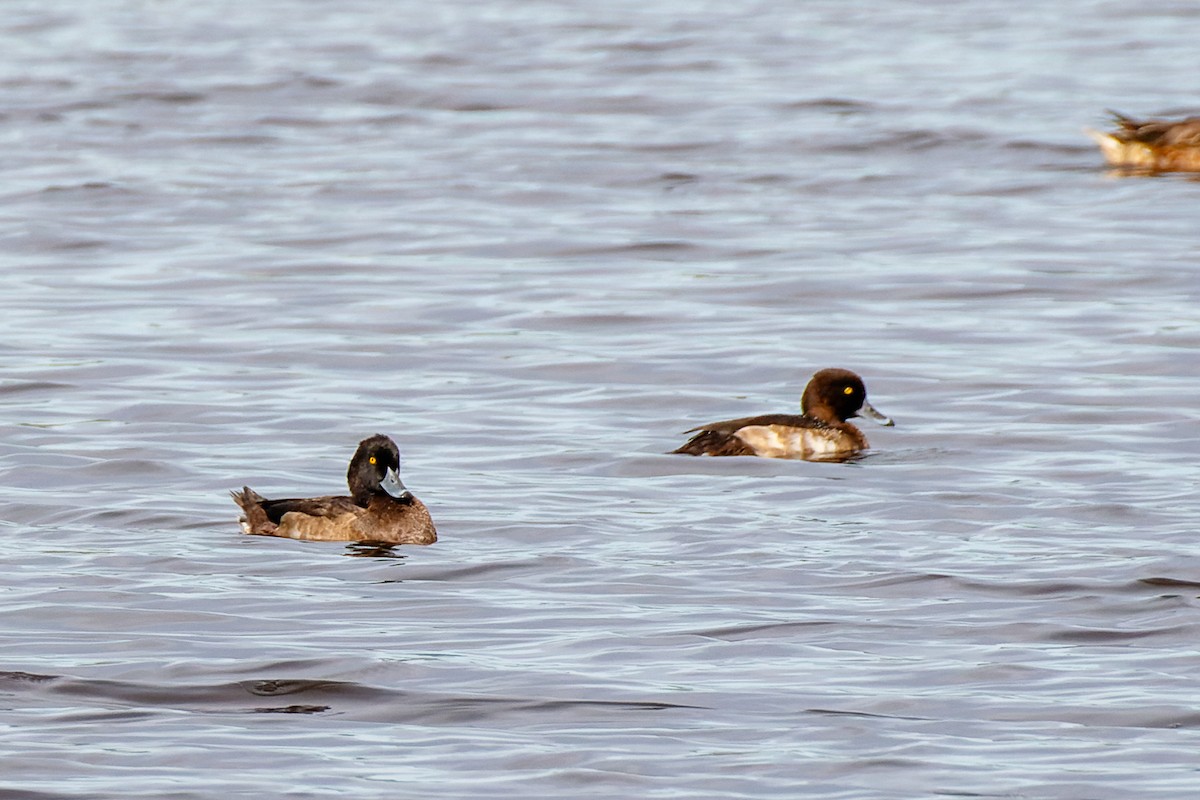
[674,413,829,457]
[258,495,362,525]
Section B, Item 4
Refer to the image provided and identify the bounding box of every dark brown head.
[801,368,894,427]
[347,434,413,506]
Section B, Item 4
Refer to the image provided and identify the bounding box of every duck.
[1087,110,1200,172]
[231,434,436,544]
[672,368,893,461]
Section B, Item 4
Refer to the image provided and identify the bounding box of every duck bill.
[857,399,894,427]
[380,466,413,500]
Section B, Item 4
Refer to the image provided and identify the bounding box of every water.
[3,1,1200,797]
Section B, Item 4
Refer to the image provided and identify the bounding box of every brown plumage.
[1087,111,1200,172]
[231,434,436,545]
[672,428,757,457]
[673,368,893,462]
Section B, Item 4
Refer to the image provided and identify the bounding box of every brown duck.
[232,434,436,544]
[673,368,893,462]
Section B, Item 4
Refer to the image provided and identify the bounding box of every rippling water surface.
[3,2,1200,798]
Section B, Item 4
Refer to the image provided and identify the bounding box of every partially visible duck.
[673,368,893,462]
[232,434,436,544]
[1087,110,1200,172]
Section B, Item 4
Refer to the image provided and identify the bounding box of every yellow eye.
[369,456,377,465]
[843,386,854,395]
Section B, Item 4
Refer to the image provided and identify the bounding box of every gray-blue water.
[3,2,1200,797]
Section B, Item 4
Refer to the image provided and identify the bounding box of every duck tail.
[230,486,264,509]
[1106,109,1137,127]
[230,486,274,534]
[1084,124,1131,166]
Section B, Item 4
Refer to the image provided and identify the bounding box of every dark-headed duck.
[673,368,893,462]
[1087,111,1200,172]
[231,434,436,544]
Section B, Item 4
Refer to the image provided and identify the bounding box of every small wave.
[1,669,699,722]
